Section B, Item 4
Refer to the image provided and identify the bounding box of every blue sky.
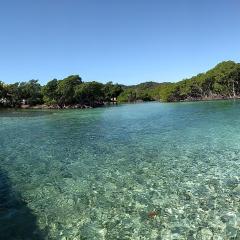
[0,0,240,85]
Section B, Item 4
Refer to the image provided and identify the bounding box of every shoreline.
[1,97,240,111]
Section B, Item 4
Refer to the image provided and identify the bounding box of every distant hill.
[118,81,171,102]
[118,61,240,103]
[157,60,240,102]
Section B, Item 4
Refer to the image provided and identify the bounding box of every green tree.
[75,81,104,107]
[0,81,7,106]
[20,80,43,105]
[0,81,5,98]
[5,83,22,107]
[42,79,59,105]
[103,82,123,102]
[56,75,82,106]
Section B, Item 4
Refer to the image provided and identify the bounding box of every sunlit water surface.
[0,102,240,239]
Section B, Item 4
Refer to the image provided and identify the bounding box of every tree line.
[156,61,240,102]
[1,60,240,108]
[0,76,123,108]
[110,61,240,103]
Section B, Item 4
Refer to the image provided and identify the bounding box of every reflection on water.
[0,169,47,240]
[0,109,53,118]
[0,101,240,239]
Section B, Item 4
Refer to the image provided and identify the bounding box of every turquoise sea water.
[0,101,240,239]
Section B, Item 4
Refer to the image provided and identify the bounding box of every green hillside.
[158,61,240,102]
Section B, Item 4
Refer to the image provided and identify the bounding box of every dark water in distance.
[0,101,239,239]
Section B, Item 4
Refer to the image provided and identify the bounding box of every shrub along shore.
[1,60,240,109]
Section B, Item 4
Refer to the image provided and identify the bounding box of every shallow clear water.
[0,101,240,239]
